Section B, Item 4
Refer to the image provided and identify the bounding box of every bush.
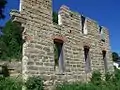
[0,20,23,61]
[0,77,23,90]
[25,76,44,90]
[0,76,44,90]
[90,71,102,85]
[1,70,120,90]
[56,82,100,90]
[56,70,120,90]
[2,64,10,77]
[0,76,5,81]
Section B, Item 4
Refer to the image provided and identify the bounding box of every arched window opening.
[54,39,64,74]
[99,26,102,34]
[84,46,91,73]
[81,15,87,34]
[99,26,105,42]
[81,15,85,34]
[102,50,108,72]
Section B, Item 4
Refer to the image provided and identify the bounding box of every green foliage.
[0,20,23,61]
[25,76,44,90]
[0,76,5,81]
[112,52,119,62]
[0,0,7,19]
[56,70,120,90]
[2,64,10,77]
[53,11,58,24]
[90,71,102,85]
[105,72,113,82]
[0,76,44,90]
[2,71,120,90]
[0,77,23,90]
[56,82,100,90]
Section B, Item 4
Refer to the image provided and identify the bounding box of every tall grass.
[0,77,23,90]
[56,70,120,90]
[1,69,120,90]
[0,76,43,90]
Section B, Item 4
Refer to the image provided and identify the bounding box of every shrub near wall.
[25,76,44,90]
[1,70,120,90]
[0,76,44,90]
[56,70,120,90]
[0,77,23,90]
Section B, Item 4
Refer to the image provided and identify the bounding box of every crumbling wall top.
[58,5,109,36]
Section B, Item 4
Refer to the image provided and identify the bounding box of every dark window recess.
[84,46,91,73]
[102,50,108,72]
[54,39,64,73]
[101,39,105,42]
[52,11,58,24]
[81,15,86,33]
[69,30,72,33]
[70,12,74,17]
[99,26,102,34]
[99,26,105,42]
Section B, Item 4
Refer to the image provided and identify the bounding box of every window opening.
[102,50,108,72]
[84,46,91,73]
[52,11,58,24]
[81,15,86,34]
[54,39,64,73]
[99,26,105,42]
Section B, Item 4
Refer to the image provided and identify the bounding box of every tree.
[0,0,7,19]
[0,20,23,61]
[112,52,119,62]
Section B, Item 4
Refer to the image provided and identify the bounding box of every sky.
[0,0,120,54]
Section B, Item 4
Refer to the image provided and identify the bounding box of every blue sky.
[0,0,120,54]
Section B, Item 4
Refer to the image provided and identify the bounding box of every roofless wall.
[10,0,113,89]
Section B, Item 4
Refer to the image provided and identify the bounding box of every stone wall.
[10,0,114,89]
[0,61,21,76]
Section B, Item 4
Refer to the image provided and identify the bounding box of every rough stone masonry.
[10,0,114,89]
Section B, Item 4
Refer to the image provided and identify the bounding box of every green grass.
[1,70,120,90]
[56,70,120,90]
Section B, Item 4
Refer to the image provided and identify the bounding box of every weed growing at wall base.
[1,70,120,90]
[56,70,120,90]
[25,76,44,90]
[0,76,43,90]
[0,76,23,90]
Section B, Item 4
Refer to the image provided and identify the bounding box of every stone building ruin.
[10,0,114,89]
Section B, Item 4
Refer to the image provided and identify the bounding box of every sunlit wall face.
[19,0,22,11]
